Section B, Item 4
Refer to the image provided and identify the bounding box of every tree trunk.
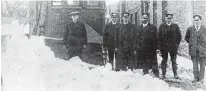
[29,1,36,39]
[28,1,48,38]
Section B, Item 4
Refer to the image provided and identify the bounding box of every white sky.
[106,0,120,6]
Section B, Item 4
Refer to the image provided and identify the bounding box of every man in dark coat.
[63,11,87,60]
[134,13,159,77]
[103,12,119,69]
[158,14,181,79]
[185,15,206,83]
[116,12,136,71]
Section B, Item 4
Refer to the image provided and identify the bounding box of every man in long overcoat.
[63,11,87,60]
[103,12,119,69]
[185,15,206,83]
[134,13,159,77]
[158,14,182,79]
[115,12,137,71]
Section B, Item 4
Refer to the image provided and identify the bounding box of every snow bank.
[1,21,204,91]
[1,36,57,91]
[1,20,25,36]
[46,59,171,91]
[2,35,198,91]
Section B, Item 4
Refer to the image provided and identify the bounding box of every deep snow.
[1,20,205,91]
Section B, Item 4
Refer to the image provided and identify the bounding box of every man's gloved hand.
[115,47,118,52]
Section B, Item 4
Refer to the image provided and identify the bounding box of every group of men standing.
[103,12,206,83]
[103,12,180,78]
[63,11,206,83]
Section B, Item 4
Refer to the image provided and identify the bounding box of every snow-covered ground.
[1,20,205,91]
[157,54,195,80]
[1,20,29,36]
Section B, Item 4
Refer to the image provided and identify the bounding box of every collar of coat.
[140,23,154,32]
[164,22,174,26]
[121,22,131,25]
[109,21,118,25]
[142,22,149,27]
[119,22,133,31]
[192,24,206,34]
[141,23,151,28]
[194,24,201,31]
[112,21,117,25]
[107,22,119,26]
[71,20,80,24]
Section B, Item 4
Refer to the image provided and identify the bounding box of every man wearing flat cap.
[115,12,137,71]
[158,13,182,79]
[63,11,87,60]
[134,13,159,77]
[103,12,119,70]
[185,15,206,83]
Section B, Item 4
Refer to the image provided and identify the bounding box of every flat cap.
[122,12,130,18]
[165,13,173,18]
[193,15,202,20]
[142,13,149,19]
[70,11,80,15]
[111,12,118,18]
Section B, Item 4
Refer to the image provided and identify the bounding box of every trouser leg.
[145,57,159,77]
[191,56,199,81]
[128,54,135,70]
[152,58,159,77]
[116,51,127,71]
[151,56,159,77]
[122,56,128,71]
[199,57,205,81]
[143,58,149,74]
[152,68,160,77]
[170,52,178,76]
[133,55,137,69]
[108,49,114,66]
[160,49,168,77]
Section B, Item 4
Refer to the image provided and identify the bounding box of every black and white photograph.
[1,0,206,91]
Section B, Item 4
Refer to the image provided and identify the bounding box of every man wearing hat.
[103,12,119,70]
[134,13,159,77]
[63,11,87,60]
[115,12,137,71]
[158,13,182,79]
[185,15,206,83]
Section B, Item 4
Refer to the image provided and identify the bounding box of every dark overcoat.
[103,22,119,50]
[134,23,158,69]
[115,23,137,70]
[185,25,206,58]
[63,21,87,52]
[117,23,136,52]
[158,23,182,53]
[135,23,158,59]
